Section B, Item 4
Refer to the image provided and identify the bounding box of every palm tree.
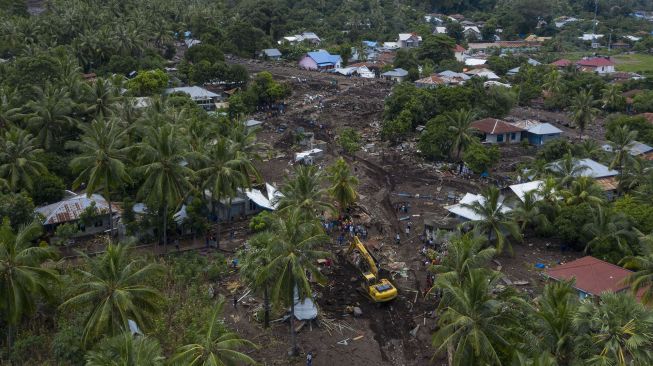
[548,153,588,188]
[570,89,599,139]
[23,83,74,150]
[433,269,522,366]
[582,207,635,258]
[620,158,649,193]
[447,109,477,161]
[265,212,330,356]
[277,165,334,220]
[534,280,578,364]
[67,119,131,235]
[326,157,359,216]
[429,231,495,284]
[601,84,625,112]
[461,186,522,255]
[573,292,653,366]
[620,242,653,305]
[60,243,164,346]
[239,232,275,328]
[0,219,58,348]
[83,77,122,119]
[136,124,194,248]
[542,69,562,98]
[561,176,605,206]
[85,332,164,366]
[511,190,550,232]
[196,137,260,245]
[608,125,637,190]
[578,139,603,160]
[170,295,257,365]
[0,88,21,130]
[0,127,48,192]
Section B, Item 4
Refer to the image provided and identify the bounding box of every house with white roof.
[398,33,422,48]
[382,68,409,82]
[508,122,563,145]
[164,86,221,111]
[507,180,544,204]
[281,32,321,45]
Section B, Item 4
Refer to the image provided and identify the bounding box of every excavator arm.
[345,236,397,302]
[346,236,379,278]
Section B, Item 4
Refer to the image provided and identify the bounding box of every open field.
[612,53,653,74]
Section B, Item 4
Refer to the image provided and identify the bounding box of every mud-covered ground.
[216,57,582,365]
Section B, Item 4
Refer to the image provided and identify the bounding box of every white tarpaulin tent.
[294,148,323,163]
[293,287,318,320]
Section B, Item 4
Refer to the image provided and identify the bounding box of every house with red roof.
[550,59,573,69]
[576,57,616,74]
[471,118,525,144]
[544,256,643,301]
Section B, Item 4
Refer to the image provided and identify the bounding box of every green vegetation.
[613,53,653,74]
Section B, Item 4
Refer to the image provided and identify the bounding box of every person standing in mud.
[395,233,401,245]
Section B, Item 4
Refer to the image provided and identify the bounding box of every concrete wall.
[484,132,522,144]
[299,56,318,70]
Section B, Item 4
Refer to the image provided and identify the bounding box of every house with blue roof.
[298,50,342,71]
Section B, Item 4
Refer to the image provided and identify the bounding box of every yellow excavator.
[345,236,398,302]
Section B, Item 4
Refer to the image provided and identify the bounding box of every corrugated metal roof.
[35,193,118,225]
[544,256,632,296]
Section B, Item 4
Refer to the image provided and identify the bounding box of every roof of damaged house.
[36,193,119,225]
[415,75,446,85]
[446,193,512,221]
[472,118,525,134]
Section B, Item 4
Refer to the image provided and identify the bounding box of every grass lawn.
[612,53,653,74]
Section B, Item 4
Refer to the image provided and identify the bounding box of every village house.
[414,75,446,88]
[259,48,282,60]
[281,32,321,45]
[398,33,422,48]
[381,68,409,82]
[433,26,447,35]
[334,65,375,78]
[164,86,221,111]
[438,70,470,85]
[551,158,619,200]
[463,26,482,40]
[602,140,653,159]
[465,68,500,80]
[424,13,445,24]
[465,41,543,55]
[550,59,573,69]
[36,192,120,237]
[509,120,563,145]
[544,256,644,301]
[453,44,466,62]
[471,118,525,144]
[298,50,342,71]
[576,57,616,75]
